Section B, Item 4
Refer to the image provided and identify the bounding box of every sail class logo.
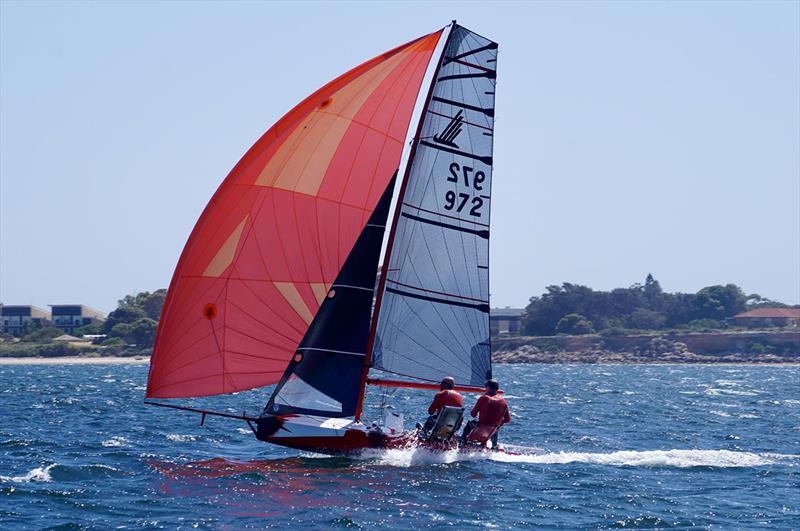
[433,110,464,148]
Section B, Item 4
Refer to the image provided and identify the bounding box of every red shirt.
[470,394,510,427]
[428,390,464,415]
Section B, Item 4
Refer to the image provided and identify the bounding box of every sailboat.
[146,21,499,455]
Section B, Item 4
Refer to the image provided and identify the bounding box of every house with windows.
[490,307,526,337]
[0,305,51,336]
[49,305,106,335]
[732,308,800,328]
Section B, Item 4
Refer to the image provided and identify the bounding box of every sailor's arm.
[427,394,440,415]
[470,396,485,417]
[502,401,511,424]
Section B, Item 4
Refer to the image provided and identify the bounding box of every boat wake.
[350,447,800,468]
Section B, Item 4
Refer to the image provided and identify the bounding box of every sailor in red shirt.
[428,376,464,415]
[421,377,464,435]
[464,379,510,447]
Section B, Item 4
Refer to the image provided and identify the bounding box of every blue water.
[1,364,798,529]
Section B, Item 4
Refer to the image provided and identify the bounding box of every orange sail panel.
[147,31,442,398]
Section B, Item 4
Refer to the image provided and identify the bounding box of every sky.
[1,1,798,314]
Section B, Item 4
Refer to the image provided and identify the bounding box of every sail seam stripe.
[443,42,498,64]
[448,58,494,73]
[439,71,495,82]
[431,96,494,116]
[400,211,489,239]
[385,278,488,302]
[386,287,490,312]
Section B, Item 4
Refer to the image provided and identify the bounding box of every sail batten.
[147,31,442,399]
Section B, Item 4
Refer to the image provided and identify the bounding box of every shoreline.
[0,356,151,365]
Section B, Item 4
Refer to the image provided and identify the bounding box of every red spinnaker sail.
[147,31,442,398]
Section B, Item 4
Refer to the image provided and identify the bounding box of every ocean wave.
[0,464,55,483]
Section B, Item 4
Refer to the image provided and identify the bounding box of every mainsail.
[370,26,498,387]
[146,32,442,398]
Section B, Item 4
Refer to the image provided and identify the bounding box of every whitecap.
[102,436,129,447]
[705,388,759,397]
[166,434,198,442]
[0,464,55,483]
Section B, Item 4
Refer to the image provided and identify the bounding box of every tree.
[694,284,747,320]
[21,325,63,343]
[627,308,666,329]
[103,306,147,333]
[662,292,697,327]
[556,313,595,335]
[104,290,167,333]
[74,322,103,336]
[525,283,600,335]
[143,289,167,320]
[644,273,663,308]
[130,318,158,347]
[109,323,135,343]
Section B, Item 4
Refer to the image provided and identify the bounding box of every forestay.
[372,26,498,386]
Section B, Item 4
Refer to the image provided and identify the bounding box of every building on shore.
[0,305,52,336]
[490,307,526,337]
[49,305,106,335]
[732,308,800,328]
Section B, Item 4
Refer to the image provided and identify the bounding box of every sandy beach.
[0,356,151,365]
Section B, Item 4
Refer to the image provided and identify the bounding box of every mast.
[354,22,457,421]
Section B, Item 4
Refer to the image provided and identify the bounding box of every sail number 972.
[445,162,485,217]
